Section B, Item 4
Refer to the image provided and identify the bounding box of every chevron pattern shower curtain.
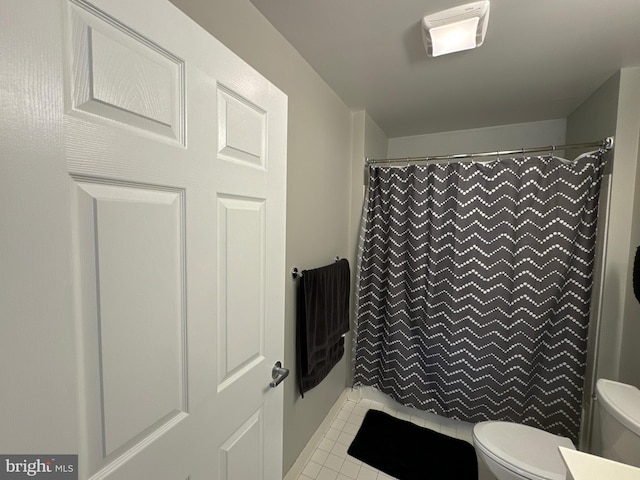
[353,152,606,442]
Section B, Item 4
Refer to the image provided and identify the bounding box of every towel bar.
[291,257,341,279]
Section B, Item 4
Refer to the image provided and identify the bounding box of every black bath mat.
[348,409,477,480]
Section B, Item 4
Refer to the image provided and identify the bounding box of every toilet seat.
[473,421,575,480]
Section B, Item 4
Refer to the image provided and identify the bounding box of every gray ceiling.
[249,0,640,138]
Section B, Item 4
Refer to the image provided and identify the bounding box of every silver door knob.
[269,361,289,388]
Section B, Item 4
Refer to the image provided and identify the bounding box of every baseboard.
[283,387,352,480]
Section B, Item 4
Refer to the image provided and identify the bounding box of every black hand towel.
[296,259,350,396]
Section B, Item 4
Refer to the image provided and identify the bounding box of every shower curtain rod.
[365,136,614,166]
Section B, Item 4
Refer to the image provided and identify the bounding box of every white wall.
[169,0,355,474]
[565,67,640,454]
[388,119,567,159]
[565,71,620,452]
[567,72,621,385]
[567,68,640,391]
[612,68,640,387]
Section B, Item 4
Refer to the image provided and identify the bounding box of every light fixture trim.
[422,1,490,57]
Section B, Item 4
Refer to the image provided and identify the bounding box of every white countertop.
[559,447,640,480]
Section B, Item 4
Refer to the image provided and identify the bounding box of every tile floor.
[294,393,489,480]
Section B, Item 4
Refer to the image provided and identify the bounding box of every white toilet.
[472,378,640,480]
[597,378,640,468]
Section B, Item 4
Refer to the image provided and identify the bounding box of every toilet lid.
[473,421,575,480]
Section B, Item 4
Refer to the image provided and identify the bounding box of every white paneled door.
[0,1,287,479]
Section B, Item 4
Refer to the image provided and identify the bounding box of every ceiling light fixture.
[421,1,490,57]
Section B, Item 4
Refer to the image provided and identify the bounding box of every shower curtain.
[353,151,606,442]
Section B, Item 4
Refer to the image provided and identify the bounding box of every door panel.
[217,86,267,167]
[1,0,287,479]
[219,410,264,480]
[73,179,188,458]
[68,1,185,144]
[217,195,266,391]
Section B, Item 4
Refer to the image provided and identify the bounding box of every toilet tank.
[596,378,640,468]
